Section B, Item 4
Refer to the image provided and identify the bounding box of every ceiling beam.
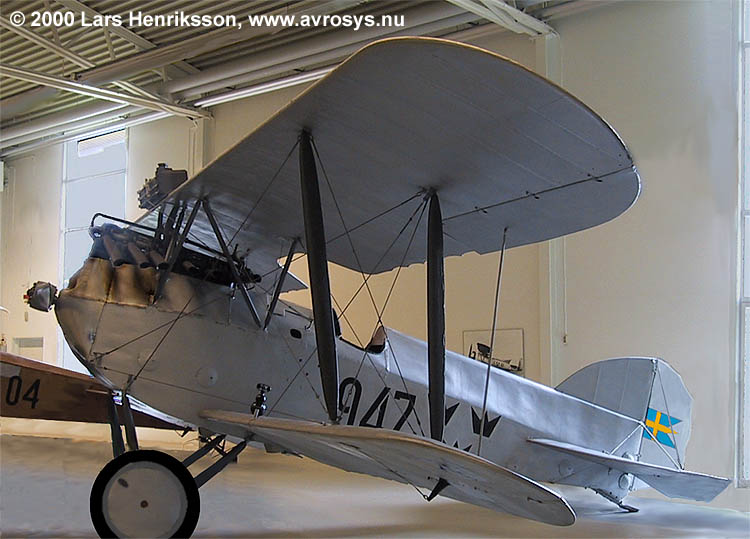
[445,0,554,36]
[74,0,367,87]
[0,14,177,104]
[53,0,200,76]
[0,64,210,119]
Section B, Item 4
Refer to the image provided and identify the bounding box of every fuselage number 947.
[338,377,416,431]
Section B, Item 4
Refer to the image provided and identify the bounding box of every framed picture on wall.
[462,328,524,376]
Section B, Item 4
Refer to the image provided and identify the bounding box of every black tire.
[90,450,200,538]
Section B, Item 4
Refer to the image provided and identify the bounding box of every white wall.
[0,145,63,365]
[552,0,746,509]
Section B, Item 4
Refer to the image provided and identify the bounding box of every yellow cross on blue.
[643,407,681,448]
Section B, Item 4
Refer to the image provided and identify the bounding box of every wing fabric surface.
[202,411,576,526]
[528,438,730,502]
[139,37,639,276]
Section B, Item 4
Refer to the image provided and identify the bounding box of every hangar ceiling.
[0,0,596,158]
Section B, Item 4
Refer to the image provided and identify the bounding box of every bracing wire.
[477,227,508,457]
[312,138,429,436]
[124,257,222,393]
[228,139,300,246]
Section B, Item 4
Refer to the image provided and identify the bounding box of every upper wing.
[528,438,730,502]
[0,352,179,429]
[202,411,576,526]
[140,37,639,276]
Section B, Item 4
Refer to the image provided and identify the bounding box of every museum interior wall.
[0,0,746,509]
[552,0,745,510]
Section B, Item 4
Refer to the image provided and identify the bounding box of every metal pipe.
[55,0,199,77]
[0,8,476,153]
[0,110,170,159]
[75,1,365,87]
[427,192,445,442]
[0,14,178,112]
[299,131,339,422]
[0,105,138,149]
[155,200,203,300]
[182,435,225,468]
[194,441,246,488]
[0,7,478,157]
[0,87,60,123]
[1,101,130,143]
[163,2,469,95]
[180,10,477,100]
[203,198,263,328]
[148,250,168,270]
[127,242,152,268]
[102,234,127,267]
[0,63,210,119]
[445,0,554,36]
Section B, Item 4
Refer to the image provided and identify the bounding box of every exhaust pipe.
[127,242,153,269]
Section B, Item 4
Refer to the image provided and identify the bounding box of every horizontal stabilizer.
[203,410,575,526]
[528,438,729,502]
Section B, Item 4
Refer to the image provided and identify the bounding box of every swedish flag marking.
[643,407,681,448]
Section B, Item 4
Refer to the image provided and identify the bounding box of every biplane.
[21,37,729,538]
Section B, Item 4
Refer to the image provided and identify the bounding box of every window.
[739,0,750,487]
[60,130,127,372]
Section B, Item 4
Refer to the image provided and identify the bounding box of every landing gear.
[90,450,200,539]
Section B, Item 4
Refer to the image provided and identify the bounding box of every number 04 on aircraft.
[24,37,729,538]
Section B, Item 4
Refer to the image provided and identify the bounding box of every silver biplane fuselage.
[58,252,642,504]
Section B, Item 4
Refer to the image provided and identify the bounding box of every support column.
[535,32,566,386]
[299,131,338,422]
[427,192,445,442]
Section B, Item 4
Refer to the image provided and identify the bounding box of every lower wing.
[201,410,576,526]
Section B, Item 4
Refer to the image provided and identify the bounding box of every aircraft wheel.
[90,450,200,538]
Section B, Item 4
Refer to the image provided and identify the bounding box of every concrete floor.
[1,435,747,538]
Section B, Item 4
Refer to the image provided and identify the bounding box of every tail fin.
[556,357,692,469]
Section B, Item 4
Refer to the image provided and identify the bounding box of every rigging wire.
[228,139,300,246]
[266,347,320,416]
[313,139,429,436]
[124,257,222,393]
[98,295,225,357]
[253,189,424,285]
[477,227,508,457]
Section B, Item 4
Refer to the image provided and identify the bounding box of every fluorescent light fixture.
[194,66,335,108]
